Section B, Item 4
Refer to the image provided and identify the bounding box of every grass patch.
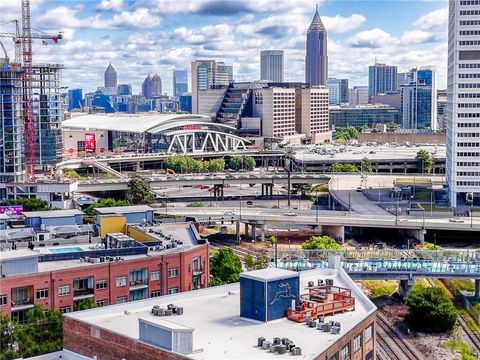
[444,328,477,360]
[362,280,398,299]
[420,204,452,212]
[451,279,475,292]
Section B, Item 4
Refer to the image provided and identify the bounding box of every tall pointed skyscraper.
[104,62,117,89]
[305,6,328,86]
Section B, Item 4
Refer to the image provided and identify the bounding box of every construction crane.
[0,1,62,181]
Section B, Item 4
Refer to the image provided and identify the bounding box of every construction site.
[0,0,64,201]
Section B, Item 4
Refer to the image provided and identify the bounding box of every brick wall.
[315,311,377,360]
[63,317,188,360]
[0,244,209,316]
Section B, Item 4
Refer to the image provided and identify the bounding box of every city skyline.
[0,1,448,95]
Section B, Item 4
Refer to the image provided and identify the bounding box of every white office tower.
[260,50,284,82]
[446,0,480,208]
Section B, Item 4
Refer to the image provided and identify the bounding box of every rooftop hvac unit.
[287,343,296,352]
[308,281,314,287]
[273,337,281,345]
[322,323,331,332]
[257,337,265,347]
[281,338,289,345]
[262,340,271,350]
[317,279,324,286]
[326,279,334,286]
[309,320,317,328]
[291,347,302,356]
[277,344,287,354]
[176,307,183,315]
[331,326,340,334]
[269,343,276,353]
[164,309,173,316]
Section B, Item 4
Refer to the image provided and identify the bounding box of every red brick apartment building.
[0,223,209,321]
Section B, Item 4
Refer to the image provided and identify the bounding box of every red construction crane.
[0,1,62,181]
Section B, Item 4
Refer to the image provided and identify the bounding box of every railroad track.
[209,242,259,260]
[427,278,480,355]
[376,313,425,360]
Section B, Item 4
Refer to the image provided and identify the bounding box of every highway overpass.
[76,172,330,192]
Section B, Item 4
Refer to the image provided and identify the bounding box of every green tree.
[0,305,63,359]
[5,198,50,211]
[62,168,81,179]
[229,156,256,171]
[360,158,372,174]
[74,298,96,311]
[386,122,400,132]
[244,253,270,271]
[128,174,155,204]
[210,248,242,286]
[84,198,131,216]
[301,235,341,250]
[204,158,225,172]
[405,285,457,332]
[330,163,358,173]
[416,149,433,174]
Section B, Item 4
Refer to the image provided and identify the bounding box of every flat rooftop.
[95,205,154,214]
[130,222,201,248]
[65,268,376,360]
[293,143,446,163]
[22,209,84,218]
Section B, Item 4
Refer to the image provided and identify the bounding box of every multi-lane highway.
[163,206,480,232]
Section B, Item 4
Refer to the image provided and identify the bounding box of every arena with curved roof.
[62,113,249,155]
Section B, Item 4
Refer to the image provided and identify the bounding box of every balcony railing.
[11,298,33,307]
[130,279,148,287]
[73,288,94,298]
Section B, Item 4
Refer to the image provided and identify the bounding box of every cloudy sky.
[0,0,448,95]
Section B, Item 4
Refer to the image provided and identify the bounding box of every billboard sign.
[0,205,24,215]
[84,133,96,152]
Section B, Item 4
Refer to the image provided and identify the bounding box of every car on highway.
[356,186,362,192]
[284,212,297,216]
[224,211,235,216]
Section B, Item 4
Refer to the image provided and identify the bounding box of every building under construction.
[0,63,25,187]
[32,63,64,168]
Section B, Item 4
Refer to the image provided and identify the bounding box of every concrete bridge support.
[402,228,426,244]
[261,184,274,199]
[213,184,224,201]
[322,225,345,243]
[399,279,413,297]
[475,279,480,298]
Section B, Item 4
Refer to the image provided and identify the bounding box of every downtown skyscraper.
[173,70,188,97]
[446,0,480,208]
[104,62,117,90]
[305,6,328,87]
[260,50,284,82]
[368,63,398,98]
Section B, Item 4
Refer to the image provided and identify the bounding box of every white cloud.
[400,30,444,45]
[415,7,448,31]
[349,28,394,48]
[36,6,160,29]
[96,0,124,11]
[323,14,366,34]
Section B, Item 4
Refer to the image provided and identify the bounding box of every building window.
[353,334,362,352]
[96,279,108,290]
[329,355,338,360]
[168,287,179,294]
[116,276,127,287]
[58,285,70,296]
[116,296,127,304]
[0,295,7,306]
[36,288,49,300]
[59,306,71,314]
[364,325,373,342]
[151,271,160,281]
[96,299,108,307]
[151,290,162,298]
[168,268,179,278]
[341,344,349,360]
